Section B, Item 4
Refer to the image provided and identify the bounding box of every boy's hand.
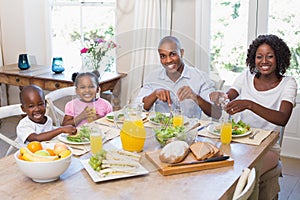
[62,125,77,135]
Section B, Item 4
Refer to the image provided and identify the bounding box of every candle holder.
[18,54,31,70]
[52,57,65,73]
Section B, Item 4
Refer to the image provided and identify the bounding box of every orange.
[27,141,43,153]
[45,148,55,156]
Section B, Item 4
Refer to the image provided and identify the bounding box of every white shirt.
[16,115,53,144]
[231,70,297,131]
[135,64,215,118]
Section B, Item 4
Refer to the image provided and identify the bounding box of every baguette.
[159,141,189,164]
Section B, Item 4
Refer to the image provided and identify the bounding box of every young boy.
[16,84,77,144]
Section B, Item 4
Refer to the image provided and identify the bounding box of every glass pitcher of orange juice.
[119,103,146,152]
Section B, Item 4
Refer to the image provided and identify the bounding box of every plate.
[58,134,90,145]
[80,159,149,182]
[105,112,147,122]
[207,124,252,138]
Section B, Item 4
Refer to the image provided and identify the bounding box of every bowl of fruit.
[14,141,72,183]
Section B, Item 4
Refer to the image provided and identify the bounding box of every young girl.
[62,72,113,127]
[16,85,77,144]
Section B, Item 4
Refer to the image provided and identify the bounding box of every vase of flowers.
[80,38,117,77]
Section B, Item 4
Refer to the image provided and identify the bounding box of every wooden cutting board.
[145,150,234,176]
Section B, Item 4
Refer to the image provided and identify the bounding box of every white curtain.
[126,0,173,103]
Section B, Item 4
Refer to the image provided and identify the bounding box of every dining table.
[0,118,279,200]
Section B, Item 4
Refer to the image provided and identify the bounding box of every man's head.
[158,36,184,75]
[20,85,47,124]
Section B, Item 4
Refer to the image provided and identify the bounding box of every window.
[207,0,300,89]
[210,0,249,85]
[268,0,300,87]
[50,0,116,72]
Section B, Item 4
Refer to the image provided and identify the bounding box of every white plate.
[105,112,147,122]
[80,159,149,182]
[207,124,252,138]
[58,132,106,145]
[58,134,90,145]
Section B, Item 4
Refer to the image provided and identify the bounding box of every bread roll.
[159,141,189,164]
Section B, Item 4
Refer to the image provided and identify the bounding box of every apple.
[53,142,68,155]
[34,149,50,156]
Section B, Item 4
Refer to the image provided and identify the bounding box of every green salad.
[67,125,91,142]
[154,126,186,146]
[150,112,173,125]
[231,119,251,135]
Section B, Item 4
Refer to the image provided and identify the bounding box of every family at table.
[14,34,297,199]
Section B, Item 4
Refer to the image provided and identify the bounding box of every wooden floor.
[0,117,299,199]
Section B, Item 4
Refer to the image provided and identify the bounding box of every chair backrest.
[0,104,24,119]
[0,104,26,156]
[214,79,225,90]
[45,86,77,126]
[278,126,285,147]
[233,168,256,200]
[128,86,142,104]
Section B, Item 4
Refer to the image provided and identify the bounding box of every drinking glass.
[172,108,184,127]
[90,125,103,154]
[220,111,232,144]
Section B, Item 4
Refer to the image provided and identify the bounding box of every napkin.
[197,120,219,139]
[232,128,272,145]
[69,145,90,156]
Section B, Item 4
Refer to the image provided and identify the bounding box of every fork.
[249,130,259,139]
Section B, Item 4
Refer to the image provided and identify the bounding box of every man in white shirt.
[135,36,219,119]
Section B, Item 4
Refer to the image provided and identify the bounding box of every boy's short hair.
[20,85,45,105]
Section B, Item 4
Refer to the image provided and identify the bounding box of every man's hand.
[155,89,172,106]
[177,86,197,102]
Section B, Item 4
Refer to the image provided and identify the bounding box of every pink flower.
[80,48,89,54]
[95,38,105,43]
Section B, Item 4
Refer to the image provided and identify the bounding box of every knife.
[168,155,230,167]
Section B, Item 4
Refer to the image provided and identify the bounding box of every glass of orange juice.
[220,122,232,144]
[173,109,184,127]
[90,126,103,154]
[220,111,232,144]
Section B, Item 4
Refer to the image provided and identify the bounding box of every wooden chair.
[233,168,256,200]
[45,86,77,126]
[0,104,26,156]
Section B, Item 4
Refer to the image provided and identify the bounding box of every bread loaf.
[159,141,189,164]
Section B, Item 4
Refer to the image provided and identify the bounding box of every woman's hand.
[225,99,252,115]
